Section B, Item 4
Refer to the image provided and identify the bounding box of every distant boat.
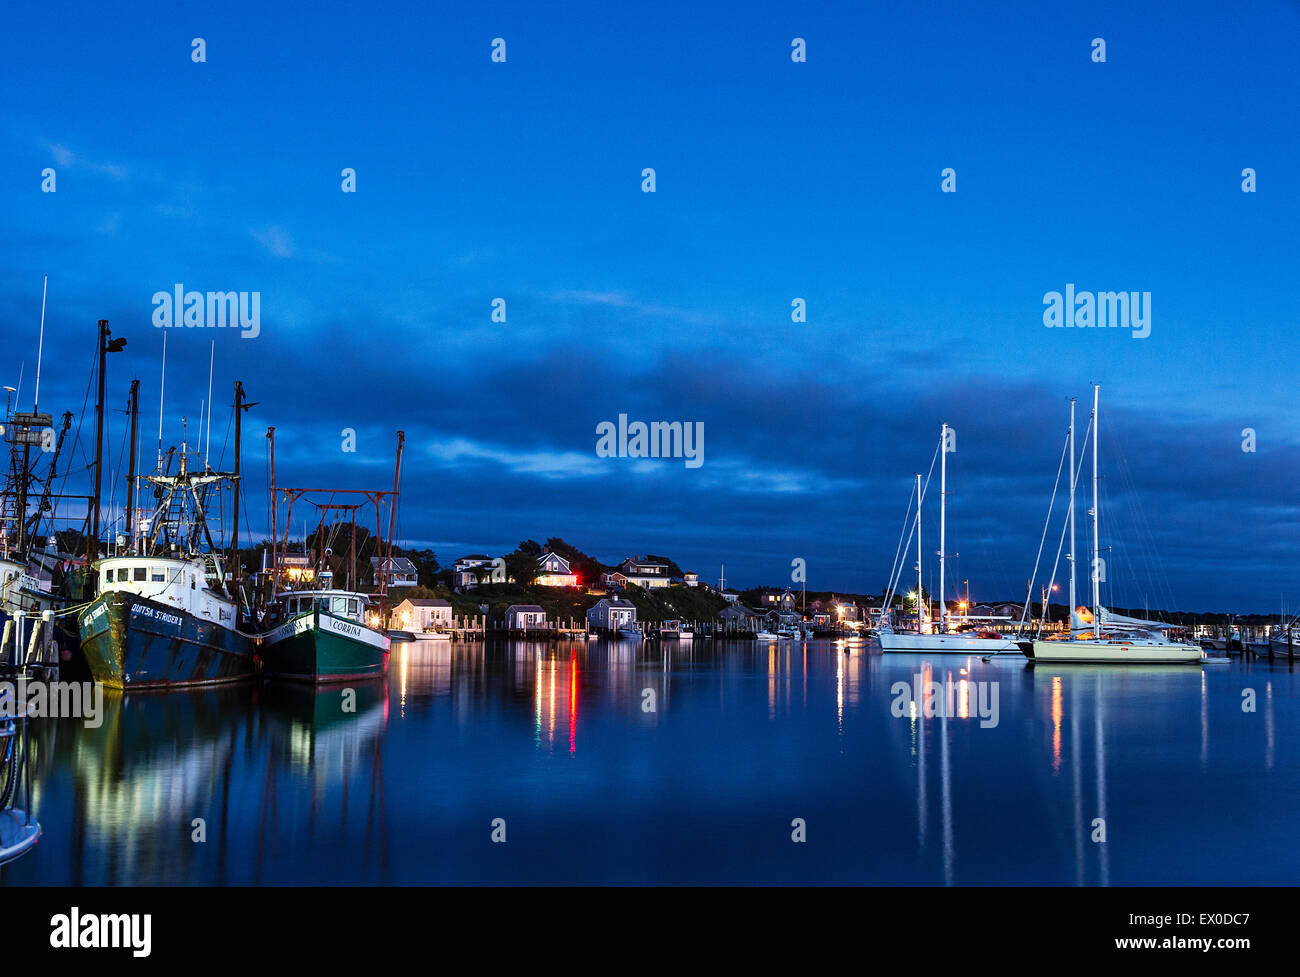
[661,620,692,639]
[877,423,1023,656]
[1024,387,1202,666]
[754,630,779,640]
[618,626,642,641]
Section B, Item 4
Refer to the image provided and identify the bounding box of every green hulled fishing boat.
[261,589,389,683]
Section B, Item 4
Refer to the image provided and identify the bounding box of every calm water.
[2,638,1297,885]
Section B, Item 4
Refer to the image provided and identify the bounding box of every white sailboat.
[1024,385,1203,665]
[878,424,1022,655]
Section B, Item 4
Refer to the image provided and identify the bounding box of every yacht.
[1023,386,1203,665]
[877,424,1025,655]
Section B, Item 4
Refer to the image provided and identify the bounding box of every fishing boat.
[877,424,1024,655]
[258,428,404,684]
[1023,386,1203,665]
[78,400,260,689]
[262,587,390,683]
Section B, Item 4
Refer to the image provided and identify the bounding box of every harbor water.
[2,638,1296,885]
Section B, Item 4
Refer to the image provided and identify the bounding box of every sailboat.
[1022,386,1203,665]
[878,424,1022,654]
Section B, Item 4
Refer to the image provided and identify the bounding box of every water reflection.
[2,640,1296,885]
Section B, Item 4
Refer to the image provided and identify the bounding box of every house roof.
[399,598,451,607]
[455,554,492,563]
[371,556,417,572]
[507,604,545,614]
[596,598,636,608]
[536,551,572,572]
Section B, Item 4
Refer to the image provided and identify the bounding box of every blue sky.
[2,1,1298,612]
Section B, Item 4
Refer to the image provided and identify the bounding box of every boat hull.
[78,591,258,690]
[878,631,1021,654]
[1025,638,1204,664]
[263,610,390,684]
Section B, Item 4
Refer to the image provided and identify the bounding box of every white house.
[683,571,699,587]
[506,604,548,629]
[371,556,418,588]
[587,598,637,630]
[535,550,577,588]
[453,554,502,589]
[392,597,452,632]
[616,557,671,589]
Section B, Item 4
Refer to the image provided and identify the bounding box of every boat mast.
[915,472,923,634]
[1090,383,1101,630]
[1067,397,1076,636]
[126,379,139,554]
[939,423,947,633]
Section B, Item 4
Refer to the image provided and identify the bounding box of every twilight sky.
[2,1,1298,612]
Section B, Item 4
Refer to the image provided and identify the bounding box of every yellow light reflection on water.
[1051,676,1063,774]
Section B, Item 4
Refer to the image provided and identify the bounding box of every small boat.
[0,699,40,866]
[618,626,643,641]
[263,589,390,683]
[754,630,779,640]
[660,620,694,640]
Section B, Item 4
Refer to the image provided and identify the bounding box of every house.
[534,550,578,588]
[587,598,637,630]
[811,611,832,628]
[506,604,548,629]
[454,554,502,589]
[616,557,672,589]
[765,609,802,628]
[371,556,418,588]
[758,588,798,609]
[719,605,761,627]
[600,570,628,590]
[720,589,741,605]
[391,597,452,632]
[683,571,699,587]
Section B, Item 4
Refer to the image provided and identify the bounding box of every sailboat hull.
[1026,638,1203,664]
[878,631,1021,654]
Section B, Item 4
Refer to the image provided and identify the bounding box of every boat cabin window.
[151,569,166,582]
[331,596,348,616]
[348,599,360,617]
[117,568,129,582]
[104,570,112,585]
[134,567,147,582]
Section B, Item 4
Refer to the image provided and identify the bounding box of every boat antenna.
[157,331,167,470]
[204,339,214,469]
[1091,383,1101,631]
[33,276,47,412]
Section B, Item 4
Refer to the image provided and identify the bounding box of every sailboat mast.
[1091,383,1101,629]
[1067,397,1076,633]
[939,423,947,634]
[915,472,923,634]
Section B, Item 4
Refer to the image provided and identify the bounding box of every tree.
[505,543,541,586]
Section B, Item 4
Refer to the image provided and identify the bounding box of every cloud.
[43,142,129,180]
[252,226,295,259]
